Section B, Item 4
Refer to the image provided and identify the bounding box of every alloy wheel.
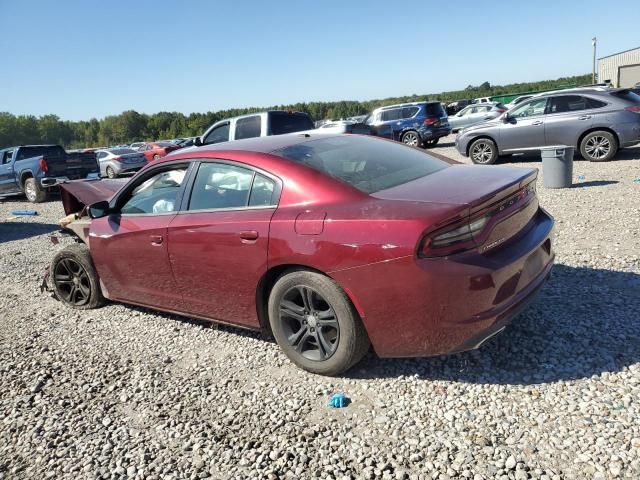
[471,141,493,163]
[106,167,116,179]
[24,181,36,202]
[279,286,339,361]
[585,136,611,160]
[402,132,419,147]
[53,258,91,306]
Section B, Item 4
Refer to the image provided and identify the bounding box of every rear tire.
[153,154,161,160]
[580,131,618,162]
[401,130,421,147]
[268,271,370,376]
[106,166,116,179]
[50,244,105,310]
[23,177,48,203]
[469,138,498,165]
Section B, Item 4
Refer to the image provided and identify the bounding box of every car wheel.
[23,177,48,203]
[50,244,105,310]
[424,138,440,148]
[401,131,421,147]
[153,154,161,160]
[106,166,116,179]
[469,138,498,164]
[268,271,370,376]
[580,131,618,162]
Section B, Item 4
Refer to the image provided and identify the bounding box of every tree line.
[0,74,591,149]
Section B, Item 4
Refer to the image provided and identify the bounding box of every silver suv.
[455,87,640,163]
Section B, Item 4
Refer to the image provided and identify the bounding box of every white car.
[505,95,534,110]
[448,103,507,133]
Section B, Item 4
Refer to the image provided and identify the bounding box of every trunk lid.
[373,164,539,253]
[59,178,126,215]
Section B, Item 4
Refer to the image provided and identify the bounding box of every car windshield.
[269,112,314,135]
[272,136,448,194]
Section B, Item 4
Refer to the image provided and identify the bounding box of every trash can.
[541,146,574,188]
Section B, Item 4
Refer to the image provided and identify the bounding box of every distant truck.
[0,145,99,203]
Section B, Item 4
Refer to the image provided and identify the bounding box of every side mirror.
[194,137,202,147]
[502,113,511,123]
[88,200,111,219]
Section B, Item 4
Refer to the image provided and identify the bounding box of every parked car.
[199,111,315,146]
[446,99,472,115]
[448,103,507,133]
[473,97,492,104]
[140,141,182,161]
[364,101,451,147]
[456,87,640,164]
[505,95,535,110]
[129,142,145,151]
[50,134,554,375]
[316,120,373,134]
[0,145,99,202]
[95,148,147,178]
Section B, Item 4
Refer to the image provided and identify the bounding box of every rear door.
[499,97,548,151]
[167,161,279,327]
[544,95,599,147]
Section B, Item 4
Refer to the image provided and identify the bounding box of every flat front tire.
[50,244,105,310]
[268,271,370,376]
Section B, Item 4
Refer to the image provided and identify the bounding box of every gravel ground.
[1,137,639,479]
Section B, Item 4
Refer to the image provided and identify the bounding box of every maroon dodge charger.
[51,134,554,375]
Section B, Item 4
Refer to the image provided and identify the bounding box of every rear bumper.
[615,120,640,147]
[419,125,452,141]
[331,208,555,358]
[41,172,100,187]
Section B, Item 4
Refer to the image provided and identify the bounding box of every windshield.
[269,112,314,135]
[272,135,448,194]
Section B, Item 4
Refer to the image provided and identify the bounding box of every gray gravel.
[1,138,639,479]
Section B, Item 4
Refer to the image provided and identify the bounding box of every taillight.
[625,106,640,113]
[496,109,506,113]
[39,158,48,173]
[113,156,123,162]
[420,216,489,257]
[424,117,438,125]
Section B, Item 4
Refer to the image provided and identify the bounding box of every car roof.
[181,133,328,158]
[373,101,440,112]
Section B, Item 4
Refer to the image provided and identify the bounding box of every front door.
[499,97,548,152]
[0,149,17,194]
[89,164,190,310]
[167,161,278,327]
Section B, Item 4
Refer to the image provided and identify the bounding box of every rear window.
[272,136,448,194]
[424,103,445,117]
[269,112,314,135]
[16,146,65,161]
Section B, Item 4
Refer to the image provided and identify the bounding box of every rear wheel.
[401,130,421,147]
[268,271,370,376]
[580,131,617,162]
[469,138,498,164]
[23,177,48,203]
[50,244,105,310]
[106,166,116,178]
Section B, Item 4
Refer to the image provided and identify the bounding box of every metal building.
[598,46,640,87]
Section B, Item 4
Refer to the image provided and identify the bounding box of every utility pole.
[592,37,597,84]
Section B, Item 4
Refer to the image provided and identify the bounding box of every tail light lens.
[424,117,438,125]
[39,158,48,173]
[625,106,640,113]
[420,216,489,257]
[495,109,507,113]
[113,156,123,162]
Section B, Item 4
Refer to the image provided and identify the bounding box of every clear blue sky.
[1,0,638,121]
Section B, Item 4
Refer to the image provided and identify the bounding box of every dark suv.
[365,102,451,147]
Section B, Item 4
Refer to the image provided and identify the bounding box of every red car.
[139,141,182,161]
[51,135,554,375]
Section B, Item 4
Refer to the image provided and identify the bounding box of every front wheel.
[580,131,618,162]
[469,138,498,164]
[401,130,421,147]
[50,244,105,310]
[268,271,370,376]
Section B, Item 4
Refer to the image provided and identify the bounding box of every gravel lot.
[1,136,639,479]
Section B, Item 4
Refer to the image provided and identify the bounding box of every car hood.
[59,178,126,215]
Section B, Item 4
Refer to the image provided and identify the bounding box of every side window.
[203,123,230,145]
[509,98,548,118]
[120,167,187,215]
[235,116,262,140]
[585,97,607,109]
[548,95,592,114]
[479,106,492,113]
[249,174,276,207]
[2,150,13,164]
[188,163,253,211]
[97,152,107,159]
[381,108,402,121]
[402,107,419,119]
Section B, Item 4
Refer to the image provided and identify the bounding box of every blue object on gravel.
[328,393,349,408]
[11,210,38,216]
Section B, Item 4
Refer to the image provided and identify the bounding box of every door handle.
[531,120,543,126]
[239,230,259,242]
[578,115,591,120]
[150,235,163,245]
